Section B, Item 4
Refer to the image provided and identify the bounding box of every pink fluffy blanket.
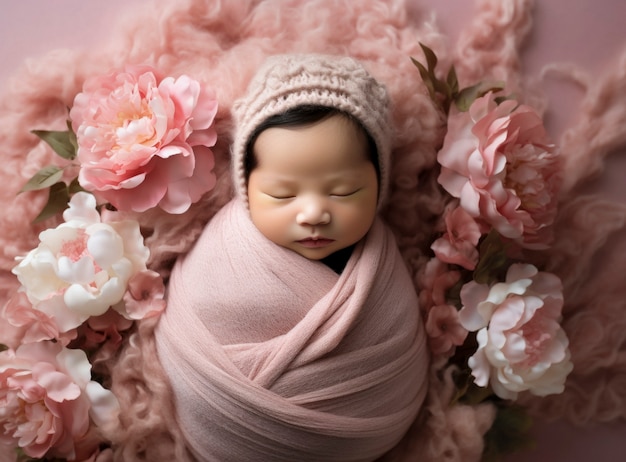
[155,199,428,461]
[1,0,626,460]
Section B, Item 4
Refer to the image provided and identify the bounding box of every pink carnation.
[458,264,573,399]
[0,342,119,460]
[437,93,560,248]
[70,65,218,214]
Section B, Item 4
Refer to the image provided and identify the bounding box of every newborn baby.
[155,54,429,462]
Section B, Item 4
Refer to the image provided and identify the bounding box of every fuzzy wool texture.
[0,0,625,461]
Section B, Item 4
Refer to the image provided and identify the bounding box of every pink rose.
[0,342,119,460]
[431,205,482,270]
[437,93,560,248]
[70,65,219,214]
[458,264,573,399]
[425,304,468,357]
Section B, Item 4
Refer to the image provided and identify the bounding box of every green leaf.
[461,381,494,406]
[33,182,70,223]
[432,75,451,96]
[450,368,473,404]
[419,42,438,73]
[68,176,84,195]
[413,45,458,115]
[31,129,77,160]
[19,165,64,192]
[411,57,437,100]
[446,65,459,96]
[473,230,510,284]
[482,404,534,462]
[66,119,78,152]
[454,81,506,112]
[494,93,517,106]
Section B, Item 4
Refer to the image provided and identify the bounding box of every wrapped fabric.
[155,199,428,461]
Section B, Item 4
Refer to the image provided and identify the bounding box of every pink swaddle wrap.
[155,199,428,461]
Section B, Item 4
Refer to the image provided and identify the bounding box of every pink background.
[1,1,625,460]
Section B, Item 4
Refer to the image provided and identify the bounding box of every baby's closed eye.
[330,188,361,197]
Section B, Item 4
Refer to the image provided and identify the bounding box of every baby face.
[247,114,378,260]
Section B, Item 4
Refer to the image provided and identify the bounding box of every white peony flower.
[458,263,573,399]
[12,192,150,332]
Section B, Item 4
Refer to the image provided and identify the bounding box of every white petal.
[63,192,101,225]
[35,295,85,332]
[85,381,120,428]
[64,284,111,317]
[56,347,92,387]
[87,227,124,269]
[57,255,95,285]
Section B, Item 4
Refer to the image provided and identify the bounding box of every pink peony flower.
[431,205,482,270]
[437,93,561,248]
[11,192,157,333]
[458,263,573,399]
[70,65,218,214]
[425,304,469,357]
[0,292,77,349]
[0,342,119,460]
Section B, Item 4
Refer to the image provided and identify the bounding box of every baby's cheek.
[340,196,377,222]
[249,204,291,242]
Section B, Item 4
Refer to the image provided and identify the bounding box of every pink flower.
[70,65,219,214]
[0,342,119,460]
[437,93,560,248]
[70,309,133,362]
[0,292,77,349]
[425,304,468,357]
[417,258,461,310]
[431,205,482,270]
[121,269,166,320]
[458,264,573,399]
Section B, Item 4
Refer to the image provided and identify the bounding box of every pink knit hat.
[231,53,392,207]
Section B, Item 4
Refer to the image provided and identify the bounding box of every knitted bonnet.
[231,53,392,207]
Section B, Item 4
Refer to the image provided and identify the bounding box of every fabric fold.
[155,199,428,461]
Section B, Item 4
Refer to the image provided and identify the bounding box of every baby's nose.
[296,199,331,226]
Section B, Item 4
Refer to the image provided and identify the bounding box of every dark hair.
[244,105,379,182]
